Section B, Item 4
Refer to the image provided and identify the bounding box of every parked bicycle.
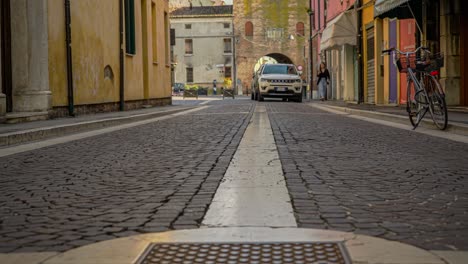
[382,46,447,130]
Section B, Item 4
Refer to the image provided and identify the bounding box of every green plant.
[184,84,199,90]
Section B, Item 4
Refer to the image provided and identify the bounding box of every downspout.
[308,1,314,101]
[65,0,74,116]
[119,0,125,111]
[232,31,237,95]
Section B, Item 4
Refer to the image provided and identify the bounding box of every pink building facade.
[311,0,359,101]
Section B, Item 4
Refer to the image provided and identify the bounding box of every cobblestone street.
[1,99,467,256]
[0,102,253,253]
[267,102,468,250]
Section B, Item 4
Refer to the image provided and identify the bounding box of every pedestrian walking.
[213,80,217,95]
[317,62,330,101]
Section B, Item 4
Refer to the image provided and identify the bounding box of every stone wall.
[234,0,310,93]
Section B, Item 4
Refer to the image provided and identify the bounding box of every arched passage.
[265,53,293,64]
[253,53,294,72]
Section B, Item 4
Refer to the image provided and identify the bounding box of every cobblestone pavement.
[0,102,253,253]
[1,99,468,253]
[266,102,468,251]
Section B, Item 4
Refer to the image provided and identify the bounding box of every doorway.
[1,0,12,112]
[366,26,375,104]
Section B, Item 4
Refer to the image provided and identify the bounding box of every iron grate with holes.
[135,242,352,264]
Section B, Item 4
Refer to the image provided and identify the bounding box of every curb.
[313,104,468,137]
[0,107,194,147]
[39,228,448,264]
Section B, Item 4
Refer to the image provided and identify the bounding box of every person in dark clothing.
[213,80,217,95]
[317,62,330,101]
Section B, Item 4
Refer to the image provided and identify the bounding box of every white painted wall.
[343,45,356,101]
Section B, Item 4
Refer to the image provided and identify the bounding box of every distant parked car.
[251,63,303,102]
[172,83,185,95]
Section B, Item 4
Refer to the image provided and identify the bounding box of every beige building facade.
[171,6,234,90]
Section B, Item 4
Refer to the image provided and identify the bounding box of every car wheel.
[251,92,254,100]
[297,95,303,103]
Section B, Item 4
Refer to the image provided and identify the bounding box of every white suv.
[251,63,303,102]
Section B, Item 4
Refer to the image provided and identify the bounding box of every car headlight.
[295,79,302,83]
[260,78,268,83]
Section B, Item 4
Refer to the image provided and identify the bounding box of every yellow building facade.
[0,0,171,122]
[361,0,386,105]
[361,0,375,104]
[125,0,171,102]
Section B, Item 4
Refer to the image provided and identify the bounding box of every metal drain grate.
[135,242,351,264]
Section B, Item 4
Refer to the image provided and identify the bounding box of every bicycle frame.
[382,46,446,129]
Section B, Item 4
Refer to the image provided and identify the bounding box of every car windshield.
[262,65,297,75]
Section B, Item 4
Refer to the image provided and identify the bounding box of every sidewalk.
[310,100,468,136]
[0,105,195,147]
[2,98,467,147]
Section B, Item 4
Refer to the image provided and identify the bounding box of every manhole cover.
[135,242,351,264]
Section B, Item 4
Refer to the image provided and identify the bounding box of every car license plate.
[276,87,286,92]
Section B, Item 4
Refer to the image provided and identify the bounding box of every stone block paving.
[266,102,468,251]
[0,102,253,253]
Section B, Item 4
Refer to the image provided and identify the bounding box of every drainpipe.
[65,0,75,116]
[119,0,125,111]
[232,32,237,94]
[308,2,314,101]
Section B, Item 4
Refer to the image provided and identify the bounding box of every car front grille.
[266,79,296,83]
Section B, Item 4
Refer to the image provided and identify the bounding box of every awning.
[320,11,357,51]
[374,0,410,17]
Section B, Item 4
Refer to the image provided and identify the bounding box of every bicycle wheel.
[407,79,427,128]
[425,75,448,130]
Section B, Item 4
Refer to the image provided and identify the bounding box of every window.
[151,3,157,62]
[224,38,232,53]
[245,21,253,37]
[185,39,193,55]
[225,67,232,78]
[224,23,230,29]
[185,24,191,29]
[124,0,136,54]
[186,67,193,83]
[296,22,305,36]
